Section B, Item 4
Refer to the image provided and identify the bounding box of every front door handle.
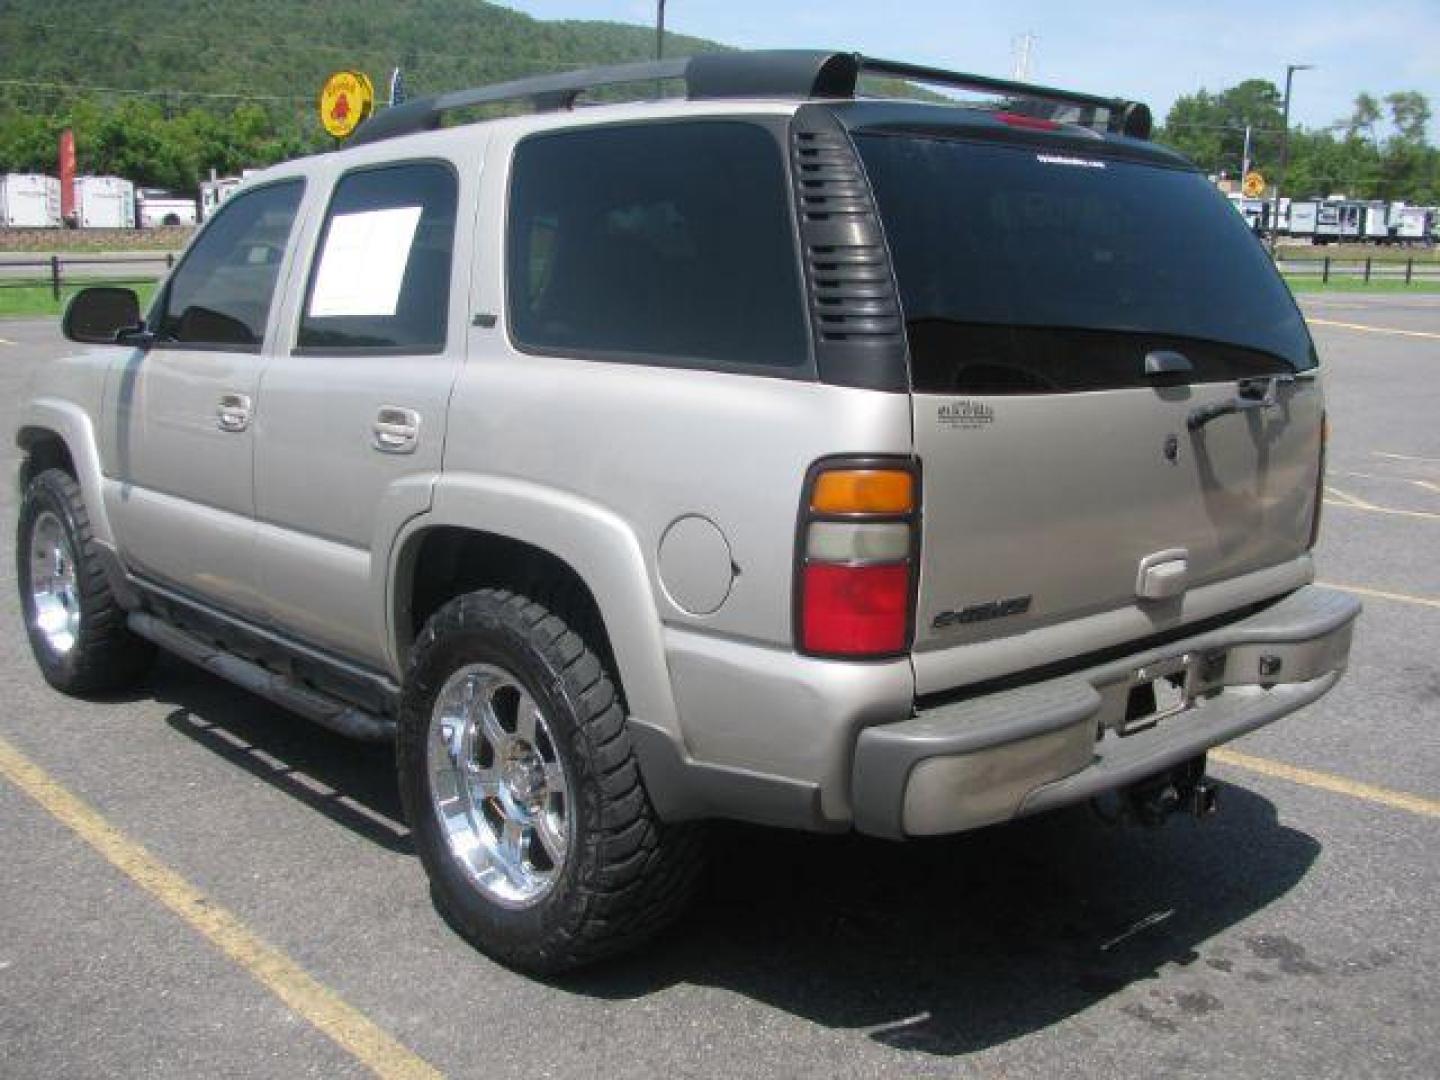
[373,406,421,454]
[217,393,252,432]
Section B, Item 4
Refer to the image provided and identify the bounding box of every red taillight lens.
[796,459,918,659]
[802,563,911,656]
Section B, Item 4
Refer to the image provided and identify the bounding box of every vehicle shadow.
[148,655,1319,1055]
[565,782,1318,1055]
[152,655,412,855]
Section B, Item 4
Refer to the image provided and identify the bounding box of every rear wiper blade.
[1187,374,1295,432]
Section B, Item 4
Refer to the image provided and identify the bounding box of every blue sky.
[498,1,1439,138]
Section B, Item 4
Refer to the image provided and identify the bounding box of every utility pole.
[656,0,666,61]
[1271,63,1313,248]
[1240,123,1252,187]
[1011,31,1037,81]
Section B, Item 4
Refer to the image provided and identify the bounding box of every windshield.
[855,133,1316,393]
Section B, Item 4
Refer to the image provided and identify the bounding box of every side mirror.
[62,287,147,345]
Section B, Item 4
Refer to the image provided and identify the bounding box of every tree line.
[1160,82,1437,203]
[0,77,1435,203]
[0,99,316,192]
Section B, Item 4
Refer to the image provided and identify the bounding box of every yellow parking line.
[1211,748,1440,819]
[1322,494,1440,521]
[1324,484,1374,509]
[1331,470,1440,495]
[0,734,443,1080]
[1316,581,1440,609]
[1375,450,1440,465]
[1308,317,1440,340]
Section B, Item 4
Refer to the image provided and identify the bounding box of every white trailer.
[199,176,242,220]
[1314,200,1364,243]
[1289,200,1319,240]
[74,176,136,229]
[198,169,259,221]
[1388,204,1434,244]
[1226,193,1272,234]
[0,173,62,228]
[136,188,198,228]
[1362,201,1390,241]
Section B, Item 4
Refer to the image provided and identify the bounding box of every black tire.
[16,467,154,694]
[397,588,704,973]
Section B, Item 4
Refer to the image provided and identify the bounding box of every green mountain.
[0,2,947,191]
[0,0,727,188]
[0,0,724,111]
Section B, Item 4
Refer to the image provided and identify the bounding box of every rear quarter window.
[506,121,811,377]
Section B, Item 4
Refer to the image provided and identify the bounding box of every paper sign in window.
[309,206,423,318]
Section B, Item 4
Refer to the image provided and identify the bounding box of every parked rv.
[136,188,199,228]
[0,173,62,228]
[1289,199,1319,240]
[73,176,136,229]
[198,170,259,221]
[1314,200,1364,243]
[1386,204,1435,245]
[1361,201,1390,242]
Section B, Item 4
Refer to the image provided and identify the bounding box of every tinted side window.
[298,163,458,353]
[508,122,809,374]
[155,180,303,349]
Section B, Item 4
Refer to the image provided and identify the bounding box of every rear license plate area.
[1121,654,1195,736]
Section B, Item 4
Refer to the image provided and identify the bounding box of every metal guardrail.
[0,254,176,299]
[1274,254,1440,285]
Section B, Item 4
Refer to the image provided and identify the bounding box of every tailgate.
[852,127,1323,686]
[912,376,1321,654]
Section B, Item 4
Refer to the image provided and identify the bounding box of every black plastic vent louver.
[790,105,908,392]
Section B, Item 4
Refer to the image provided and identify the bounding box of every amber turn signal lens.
[810,469,914,515]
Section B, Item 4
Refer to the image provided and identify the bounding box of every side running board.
[127,612,396,742]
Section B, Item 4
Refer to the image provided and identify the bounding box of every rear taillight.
[1309,411,1328,548]
[796,459,919,658]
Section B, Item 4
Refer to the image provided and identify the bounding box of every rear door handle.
[217,393,252,432]
[372,406,421,454]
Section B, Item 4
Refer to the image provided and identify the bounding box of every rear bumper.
[852,585,1360,839]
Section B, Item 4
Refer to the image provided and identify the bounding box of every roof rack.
[350,49,1151,146]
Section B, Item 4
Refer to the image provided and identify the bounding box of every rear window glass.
[855,134,1316,393]
[507,121,809,375]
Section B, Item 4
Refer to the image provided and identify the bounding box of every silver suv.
[15,51,1359,972]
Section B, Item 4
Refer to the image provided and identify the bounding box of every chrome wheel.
[426,663,571,908]
[29,510,81,656]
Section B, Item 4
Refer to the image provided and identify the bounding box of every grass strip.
[0,279,159,320]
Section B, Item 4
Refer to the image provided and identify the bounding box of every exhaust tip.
[1190,779,1220,819]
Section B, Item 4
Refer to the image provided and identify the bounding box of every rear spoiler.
[353,50,1152,145]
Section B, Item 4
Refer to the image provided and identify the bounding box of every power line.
[1162,122,1284,133]
[0,78,310,104]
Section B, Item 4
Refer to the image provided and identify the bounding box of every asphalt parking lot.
[1,295,1436,1079]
